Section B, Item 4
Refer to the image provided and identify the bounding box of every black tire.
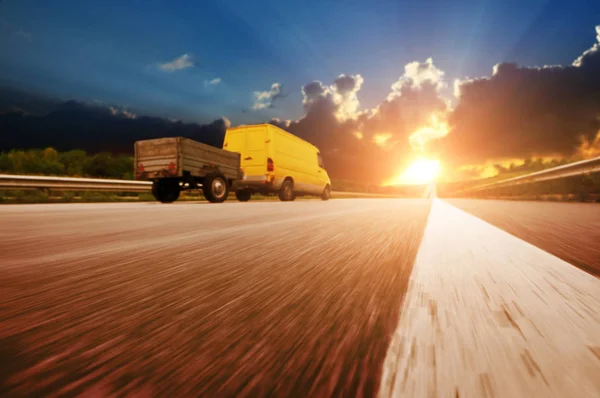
[203,174,229,203]
[321,185,331,201]
[152,179,180,203]
[279,179,295,201]
[235,189,252,202]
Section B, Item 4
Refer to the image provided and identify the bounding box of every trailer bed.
[135,137,241,181]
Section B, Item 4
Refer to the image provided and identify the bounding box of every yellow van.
[223,123,331,201]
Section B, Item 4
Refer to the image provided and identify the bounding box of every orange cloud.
[373,133,392,148]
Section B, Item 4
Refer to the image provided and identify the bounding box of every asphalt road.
[1,198,599,397]
[449,199,600,278]
[0,199,431,397]
[381,199,600,398]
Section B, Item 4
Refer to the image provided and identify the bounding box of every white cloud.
[387,57,447,101]
[252,83,284,110]
[158,54,194,72]
[109,106,136,119]
[221,116,232,128]
[573,25,600,67]
[453,79,462,99]
[331,74,364,122]
[204,78,222,87]
[299,74,365,122]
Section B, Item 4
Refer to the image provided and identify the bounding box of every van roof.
[226,123,320,152]
[225,123,271,131]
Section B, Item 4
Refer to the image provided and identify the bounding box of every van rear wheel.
[203,174,229,203]
[235,189,252,202]
[279,179,295,201]
[321,185,331,201]
[152,179,180,203]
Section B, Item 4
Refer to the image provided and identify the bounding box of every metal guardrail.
[0,174,152,192]
[465,155,600,192]
[0,174,400,197]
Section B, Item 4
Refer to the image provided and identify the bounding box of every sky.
[1,0,600,183]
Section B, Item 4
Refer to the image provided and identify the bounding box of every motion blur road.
[1,198,599,397]
[448,199,600,278]
[1,199,431,396]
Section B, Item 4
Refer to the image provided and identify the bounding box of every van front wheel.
[279,180,295,201]
[321,185,331,201]
[203,174,229,203]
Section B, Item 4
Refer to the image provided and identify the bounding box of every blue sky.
[1,0,599,125]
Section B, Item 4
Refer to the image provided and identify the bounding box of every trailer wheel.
[321,185,331,201]
[279,179,295,201]
[235,189,252,202]
[152,179,180,203]
[203,174,229,203]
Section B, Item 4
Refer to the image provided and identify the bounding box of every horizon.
[1,0,600,184]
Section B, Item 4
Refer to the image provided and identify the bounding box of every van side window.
[317,153,325,169]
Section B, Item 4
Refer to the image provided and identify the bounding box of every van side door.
[242,127,268,179]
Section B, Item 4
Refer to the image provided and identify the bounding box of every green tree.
[83,153,133,179]
[0,152,13,172]
[59,149,88,176]
[21,148,65,175]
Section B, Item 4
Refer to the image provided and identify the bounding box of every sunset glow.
[383,158,441,186]
[408,114,450,152]
[373,133,392,147]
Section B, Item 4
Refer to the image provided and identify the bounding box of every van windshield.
[317,153,325,168]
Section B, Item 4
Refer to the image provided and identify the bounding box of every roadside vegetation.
[441,172,600,203]
[4,147,596,203]
[0,148,133,179]
[0,148,402,203]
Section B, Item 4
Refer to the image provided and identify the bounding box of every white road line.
[379,199,600,398]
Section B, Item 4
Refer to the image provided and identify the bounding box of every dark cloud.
[437,25,600,164]
[271,26,600,182]
[0,87,61,115]
[332,75,358,94]
[0,92,228,153]
[270,64,449,182]
[301,81,330,112]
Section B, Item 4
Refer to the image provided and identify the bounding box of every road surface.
[1,199,599,397]
[449,199,600,278]
[1,199,430,396]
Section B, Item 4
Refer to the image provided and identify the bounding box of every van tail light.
[267,158,274,172]
[168,161,177,175]
[138,164,145,172]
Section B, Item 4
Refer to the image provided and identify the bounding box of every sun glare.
[384,158,441,186]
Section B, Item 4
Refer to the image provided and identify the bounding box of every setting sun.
[383,158,441,186]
